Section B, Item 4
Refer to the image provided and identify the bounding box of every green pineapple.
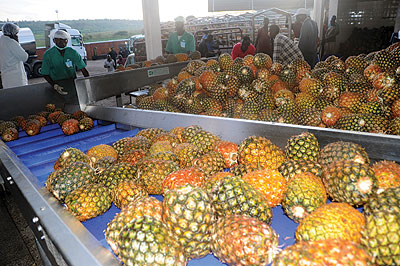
[278,159,323,181]
[64,183,112,221]
[162,184,214,259]
[285,132,320,161]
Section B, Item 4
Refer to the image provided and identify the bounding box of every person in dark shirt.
[255,17,273,57]
[108,47,117,66]
[297,8,319,67]
[198,34,217,57]
[231,36,256,60]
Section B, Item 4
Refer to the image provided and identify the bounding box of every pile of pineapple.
[132,42,400,135]
[46,126,400,265]
[0,104,95,142]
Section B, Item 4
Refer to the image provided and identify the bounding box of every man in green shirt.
[165,16,195,54]
[41,30,89,104]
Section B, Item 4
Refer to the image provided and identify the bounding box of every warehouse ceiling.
[208,0,314,12]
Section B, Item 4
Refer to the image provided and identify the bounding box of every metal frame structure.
[1,64,400,265]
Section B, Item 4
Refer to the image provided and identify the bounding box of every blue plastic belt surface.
[6,122,302,266]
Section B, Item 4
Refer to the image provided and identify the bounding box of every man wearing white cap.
[0,23,29,88]
[296,8,319,67]
[41,30,89,101]
[165,16,195,54]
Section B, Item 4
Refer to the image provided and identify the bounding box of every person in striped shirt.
[269,25,303,66]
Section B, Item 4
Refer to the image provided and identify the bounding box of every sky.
[0,0,213,22]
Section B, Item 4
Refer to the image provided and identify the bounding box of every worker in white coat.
[0,23,28,88]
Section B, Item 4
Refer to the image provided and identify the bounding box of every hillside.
[5,19,144,46]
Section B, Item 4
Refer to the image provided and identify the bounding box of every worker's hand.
[53,84,68,95]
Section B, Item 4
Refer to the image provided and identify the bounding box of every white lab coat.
[0,35,28,88]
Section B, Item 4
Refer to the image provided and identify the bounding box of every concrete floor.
[0,189,43,266]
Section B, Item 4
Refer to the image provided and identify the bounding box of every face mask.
[55,44,67,50]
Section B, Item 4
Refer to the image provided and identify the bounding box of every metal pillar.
[142,0,163,60]
[395,6,400,32]
[313,0,324,40]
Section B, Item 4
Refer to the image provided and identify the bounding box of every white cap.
[2,23,19,35]
[53,30,70,40]
[295,8,310,16]
[174,16,185,23]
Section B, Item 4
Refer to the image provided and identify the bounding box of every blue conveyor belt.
[6,122,301,266]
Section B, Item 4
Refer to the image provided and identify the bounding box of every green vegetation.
[3,19,144,47]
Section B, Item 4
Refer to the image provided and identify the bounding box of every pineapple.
[229,163,261,177]
[86,144,118,164]
[78,117,94,131]
[374,49,396,71]
[146,151,180,164]
[111,180,148,209]
[282,172,327,222]
[318,141,370,167]
[117,215,186,266]
[56,113,73,126]
[241,169,287,207]
[298,77,322,97]
[285,132,320,161]
[272,239,372,266]
[211,215,278,266]
[105,197,163,255]
[390,117,400,135]
[25,119,41,136]
[92,156,116,175]
[72,110,88,120]
[192,151,225,177]
[118,149,147,166]
[162,184,214,259]
[181,125,202,143]
[1,127,18,142]
[296,202,365,243]
[62,119,79,135]
[122,136,151,154]
[298,108,322,127]
[278,159,323,181]
[187,129,221,155]
[323,71,348,93]
[173,143,201,168]
[56,147,91,169]
[363,187,400,216]
[213,141,238,168]
[363,114,389,133]
[98,162,137,190]
[136,159,180,194]
[136,128,166,141]
[161,167,206,192]
[46,162,96,202]
[199,70,218,90]
[361,210,400,265]
[112,137,133,156]
[253,53,272,69]
[335,114,368,132]
[205,175,273,224]
[321,106,342,126]
[64,183,112,221]
[238,136,286,170]
[237,66,254,84]
[323,160,378,206]
[371,160,400,190]
[338,92,366,113]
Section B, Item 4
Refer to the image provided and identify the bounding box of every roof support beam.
[142,0,163,60]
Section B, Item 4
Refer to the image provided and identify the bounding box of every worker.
[108,47,117,65]
[104,55,116,72]
[297,8,319,67]
[270,25,304,66]
[231,36,256,60]
[198,34,217,57]
[0,23,28,89]
[41,30,89,103]
[165,16,195,54]
[292,12,303,39]
[255,17,273,57]
[324,15,340,56]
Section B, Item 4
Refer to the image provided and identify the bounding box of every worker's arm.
[187,35,196,53]
[11,40,28,62]
[254,29,260,49]
[80,67,89,77]
[43,75,55,87]
[231,43,240,60]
